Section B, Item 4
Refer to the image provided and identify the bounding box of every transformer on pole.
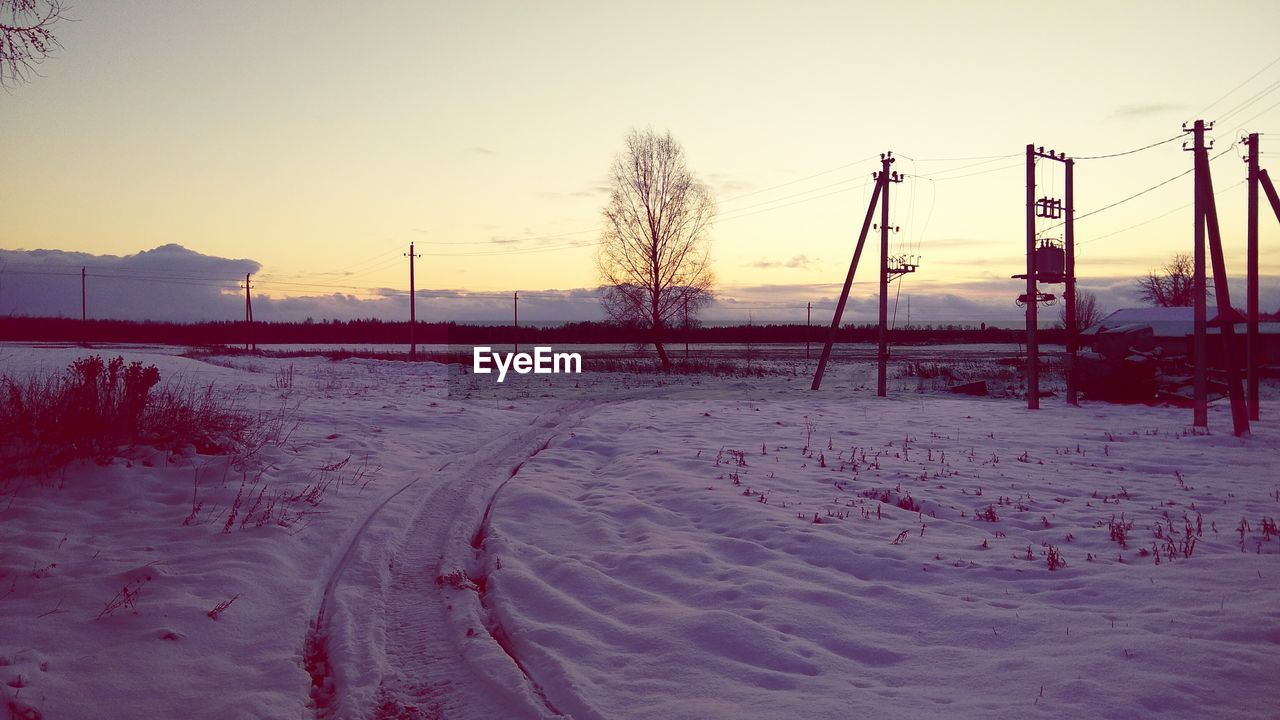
[1014,145,1073,410]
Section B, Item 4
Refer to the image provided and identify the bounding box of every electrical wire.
[1218,77,1280,124]
[1198,53,1280,118]
[912,161,1023,182]
[1074,133,1183,160]
[719,153,881,204]
[1231,96,1280,135]
[1079,179,1246,247]
[1041,141,1238,233]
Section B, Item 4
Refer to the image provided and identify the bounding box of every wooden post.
[407,242,419,361]
[1245,133,1260,420]
[877,154,892,398]
[244,273,253,352]
[1191,121,1208,428]
[1025,144,1039,410]
[812,176,884,390]
[1199,145,1250,436]
[806,301,811,359]
[514,291,519,355]
[1064,158,1078,406]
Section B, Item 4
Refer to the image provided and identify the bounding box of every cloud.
[0,244,258,321]
[570,186,611,198]
[751,255,817,269]
[4,245,1276,325]
[1109,103,1183,120]
[707,173,755,196]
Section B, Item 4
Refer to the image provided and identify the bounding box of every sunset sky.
[3,0,1280,322]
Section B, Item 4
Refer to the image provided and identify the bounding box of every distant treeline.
[0,316,1061,346]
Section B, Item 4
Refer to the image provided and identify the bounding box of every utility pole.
[81,266,86,322]
[683,294,689,361]
[1064,157,1078,405]
[806,301,811,359]
[812,152,894,391]
[406,242,420,361]
[1187,119,1249,435]
[876,153,908,397]
[243,273,254,352]
[1187,122,1208,427]
[514,291,519,355]
[1017,145,1071,410]
[1025,144,1039,410]
[1243,133,1261,420]
[1251,144,1280,420]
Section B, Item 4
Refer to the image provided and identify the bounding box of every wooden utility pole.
[875,153,906,397]
[1257,164,1280,418]
[1244,133,1261,420]
[870,154,911,394]
[514,291,519,355]
[81,266,86,322]
[406,242,420,361]
[1197,133,1249,436]
[1020,145,1071,410]
[244,273,254,352]
[812,170,885,391]
[1187,122,1208,427]
[878,155,891,397]
[806,301,811,359]
[1064,158,1078,405]
[1025,144,1039,410]
[683,294,689,361]
[1185,120,1249,435]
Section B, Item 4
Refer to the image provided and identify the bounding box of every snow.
[2,345,1278,719]
[486,397,1280,718]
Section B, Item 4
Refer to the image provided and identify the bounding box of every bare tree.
[1136,253,1206,307]
[1,0,67,87]
[597,128,715,370]
[1060,288,1103,330]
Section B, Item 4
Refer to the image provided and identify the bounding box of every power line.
[412,228,597,246]
[717,185,858,223]
[1197,52,1280,117]
[912,161,1023,182]
[1074,133,1183,160]
[1042,141,1238,233]
[719,175,867,214]
[719,153,880,204]
[1079,179,1245,247]
[899,153,1018,178]
[1218,77,1280,124]
[1231,96,1280,135]
[896,152,1019,163]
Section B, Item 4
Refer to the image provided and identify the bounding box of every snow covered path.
[313,401,594,719]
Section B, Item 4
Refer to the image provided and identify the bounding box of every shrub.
[1,355,251,480]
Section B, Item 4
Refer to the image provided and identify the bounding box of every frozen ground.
[0,345,1277,719]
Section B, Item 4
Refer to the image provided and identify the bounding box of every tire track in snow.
[370,403,603,719]
[305,475,422,715]
[465,438,563,717]
[321,401,604,719]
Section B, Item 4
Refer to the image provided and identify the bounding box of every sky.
[3,0,1280,323]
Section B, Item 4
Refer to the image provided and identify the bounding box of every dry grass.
[0,355,252,481]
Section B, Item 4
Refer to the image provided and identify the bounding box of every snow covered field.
[1,346,1277,719]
